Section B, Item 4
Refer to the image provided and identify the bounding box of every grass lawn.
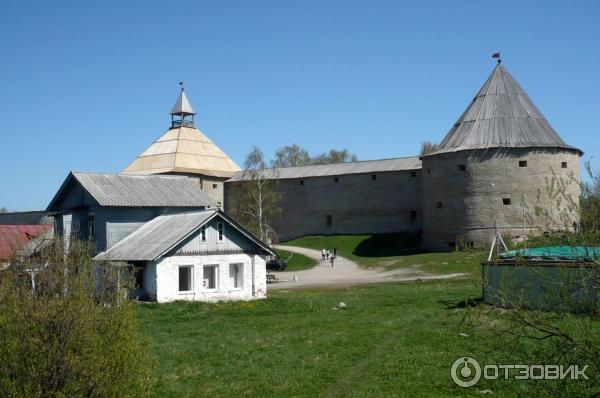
[274,249,318,272]
[282,234,483,276]
[137,278,597,397]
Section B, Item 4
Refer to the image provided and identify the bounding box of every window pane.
[230,264,243,288]
[179,267,191,291]
[203,266,216,289]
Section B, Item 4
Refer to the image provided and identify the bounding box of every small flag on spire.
[179,81,184,91]
[492,52,501,64]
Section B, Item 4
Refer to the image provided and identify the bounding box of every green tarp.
[499,246,600,261]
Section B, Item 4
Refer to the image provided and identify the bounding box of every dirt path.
[269,245,467,289]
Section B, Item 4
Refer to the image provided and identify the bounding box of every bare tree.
[232,147,281,242]
[419,141,439,156]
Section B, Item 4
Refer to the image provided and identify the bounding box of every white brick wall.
[148,253,267,303]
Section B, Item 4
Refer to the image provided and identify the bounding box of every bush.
[0,240,151,397]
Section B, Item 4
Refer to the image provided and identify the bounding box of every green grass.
[274,249,318,272]
[282,234,483,276]
[137,278,597,397]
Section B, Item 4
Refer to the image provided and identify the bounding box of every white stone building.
[94,209,273,303]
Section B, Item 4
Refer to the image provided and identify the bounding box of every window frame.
[88,212,95,238]
[561,161,568,169]
[202,265,218,291]
[229,263,244,290]
[217,222,224,242]
[200,226,207,242]
[519,160,528,167]
[502,198,512,206]
[178,265,194,293]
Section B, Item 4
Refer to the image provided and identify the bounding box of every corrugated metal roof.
[95,210,217,261]
[94,210,273,261]
[0,225,52,260]
[425,64,581,156]
[47,172,217,211]
[171,89,195,115]
[228,157,422,181]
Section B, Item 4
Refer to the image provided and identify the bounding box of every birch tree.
[233,147,281,242]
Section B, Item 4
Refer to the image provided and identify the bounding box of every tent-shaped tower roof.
[425,63,581,156]
[123,88,241,178]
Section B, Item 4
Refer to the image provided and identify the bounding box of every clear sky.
[1,0,599,211]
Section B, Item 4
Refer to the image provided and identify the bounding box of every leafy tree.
[0,207,7,213]
[272,145,358,167]
[0,240,151,397]
[272,144,311,168]
[311,149,358,165]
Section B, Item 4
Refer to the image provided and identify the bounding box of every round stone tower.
[421,61,582,251]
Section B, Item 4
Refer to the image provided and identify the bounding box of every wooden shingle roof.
[425,64,581,157]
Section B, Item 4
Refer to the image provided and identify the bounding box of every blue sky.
[1,0,599,211]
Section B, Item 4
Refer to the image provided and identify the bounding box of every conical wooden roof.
[427,64,581,156]
[123,126,241,178]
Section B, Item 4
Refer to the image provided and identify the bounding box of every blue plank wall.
[173,217,258,255]
[49,176,207,253]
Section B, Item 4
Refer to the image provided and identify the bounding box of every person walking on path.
[333,248,337,258]
[326,249,330,259]
[330,255,335,267]
[321,248,326,261]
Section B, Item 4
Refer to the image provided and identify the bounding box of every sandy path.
[269,245,466,289]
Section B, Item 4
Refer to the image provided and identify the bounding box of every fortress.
[126,61,582,250]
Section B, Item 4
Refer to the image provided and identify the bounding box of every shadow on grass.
[352,232,423,257]
[439,296,484,309]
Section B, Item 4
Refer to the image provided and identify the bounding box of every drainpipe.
[251,254,256,297]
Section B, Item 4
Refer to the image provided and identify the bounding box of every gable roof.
[46,172,217,211]
[122,126,242,178]
[0,224,52,260]
[94,209,274,261]
[424,64,581,157]
[228,156,421,181]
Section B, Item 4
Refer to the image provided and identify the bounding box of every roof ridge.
[72,171,188,179]
[253,155,421,172]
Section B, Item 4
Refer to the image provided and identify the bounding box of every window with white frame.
[88,213,95,238]
[217,223,224,241]
[229,263,243,289]
[200,226,206,242]
[178,266,193,292]
[203,265,218,290]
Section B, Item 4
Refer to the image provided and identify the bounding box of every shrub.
[0,240,151,397]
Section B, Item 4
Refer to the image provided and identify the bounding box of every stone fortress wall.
[225,168,423,242]
[421,148,581,250]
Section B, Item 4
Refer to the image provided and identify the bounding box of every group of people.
[321,247,337,267]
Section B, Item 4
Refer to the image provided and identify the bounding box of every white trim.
[202,264,219,291]
[177,265,194,294]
